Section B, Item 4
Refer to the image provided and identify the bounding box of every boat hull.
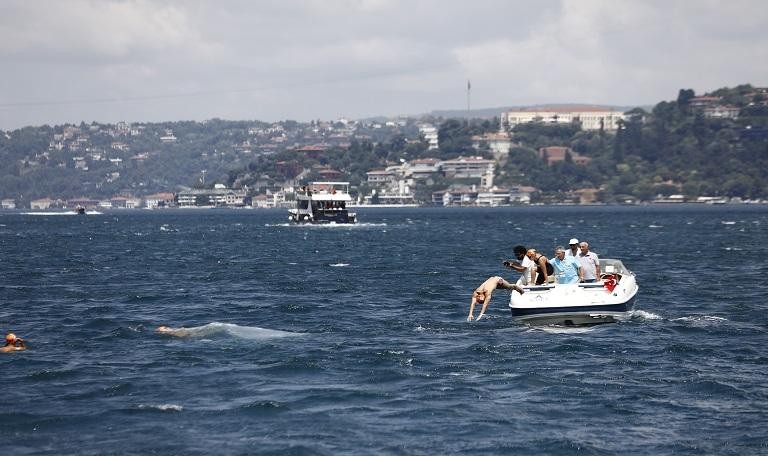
[288,210,356,224]
[509,261,638,326]
[289,181,357,224]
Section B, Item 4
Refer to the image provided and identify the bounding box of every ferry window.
[299,200,309,209]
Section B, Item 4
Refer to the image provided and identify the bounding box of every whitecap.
[138,404,183,412]
[329,263,349,267]
[22,211,79,216]
[631,310,663,320]
[271,222,387,228]
[160,322,303,340]
[672,315,728,323]
[648,224,663,228]
[527,325,597,334]
[721,221,736,225]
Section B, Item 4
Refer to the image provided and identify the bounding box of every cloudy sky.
[1,0,765,129]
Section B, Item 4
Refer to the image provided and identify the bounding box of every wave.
[630,309,663,320]
[22,211,80,216]
[21,210,102,216]
[266,222,387,228]
[671,315,728,325]
[329,263,350,267]
[137,404,184,412]
[528,325,598,334]
[157,322,303,340]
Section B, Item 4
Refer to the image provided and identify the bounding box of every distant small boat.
[509,259,639,326]
[289,182,357,224]
[76,206,86,215]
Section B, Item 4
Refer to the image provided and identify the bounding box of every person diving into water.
[467,276,524,321]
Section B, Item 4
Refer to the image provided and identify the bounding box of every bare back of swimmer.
[156,326,192,337]
[467,276,524,321]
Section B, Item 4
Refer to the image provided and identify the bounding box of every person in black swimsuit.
[526,249,555,285]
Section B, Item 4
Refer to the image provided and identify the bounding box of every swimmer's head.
[6,333,17,344]
[473,291,486,304]
[156,326,172,333]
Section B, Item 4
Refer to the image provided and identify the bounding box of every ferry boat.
[288,182,357,224]
[509,259,638,326]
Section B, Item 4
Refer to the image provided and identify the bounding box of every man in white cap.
[566,238,580,257]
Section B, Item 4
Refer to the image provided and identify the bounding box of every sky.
[1,0,766,129]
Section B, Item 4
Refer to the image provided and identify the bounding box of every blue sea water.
[1,205,767,455]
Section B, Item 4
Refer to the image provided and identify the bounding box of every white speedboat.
[289,182,357,224]
[509,259,638,326]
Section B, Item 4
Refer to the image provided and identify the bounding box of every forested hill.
[0,84,766,206]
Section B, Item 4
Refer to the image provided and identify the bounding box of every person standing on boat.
[527,248,554,285]
[503,245,536,286]
[467,276,524,321]
[549,247,583,284]
[565,238,580,257]
[577,241,601,283]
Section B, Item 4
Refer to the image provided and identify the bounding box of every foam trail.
[159,322,302,340]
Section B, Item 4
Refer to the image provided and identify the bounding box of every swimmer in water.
[1,332,27,353]
[467,276,524,321]
[156,326,192,337]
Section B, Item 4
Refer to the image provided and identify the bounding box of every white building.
[30,198,54,210]
[404,158,441,182]
[145,192,176,208]
[177,184,247,207]
[366,169,397,185]
[502,106,625,131]
[471,132,513,160]
[419,124,439,150]
[440,156,495,188]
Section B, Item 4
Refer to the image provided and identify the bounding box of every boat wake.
[670,315,729,326]
[158,322,303,340]
[266,223,387,228]
[22,211,102,216]
[630,309,662,320]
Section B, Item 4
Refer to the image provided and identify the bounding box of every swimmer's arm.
[476,292,492,320]
[468,298,477,321]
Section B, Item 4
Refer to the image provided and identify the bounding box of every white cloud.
[0,0,217,61]
[0,0,765,128]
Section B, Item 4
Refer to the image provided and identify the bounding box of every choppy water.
[1,206,767,455]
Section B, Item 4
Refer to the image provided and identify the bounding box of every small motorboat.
[509,258,638,326]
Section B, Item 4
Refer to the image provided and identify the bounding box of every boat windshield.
[600,259,630,275]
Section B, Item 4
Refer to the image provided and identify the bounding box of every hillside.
[0,84,766,206]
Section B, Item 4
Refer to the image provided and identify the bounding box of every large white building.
[419,124,439,150]
[440,156,495,188]
[502,106,625,131]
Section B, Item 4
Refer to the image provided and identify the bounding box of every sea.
[1,205,767,455]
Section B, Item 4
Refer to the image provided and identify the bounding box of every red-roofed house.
[538,146,591,166]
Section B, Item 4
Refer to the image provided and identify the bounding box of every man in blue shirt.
[549,246,583,284]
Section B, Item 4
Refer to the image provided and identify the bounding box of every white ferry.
[288,182,357,224]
